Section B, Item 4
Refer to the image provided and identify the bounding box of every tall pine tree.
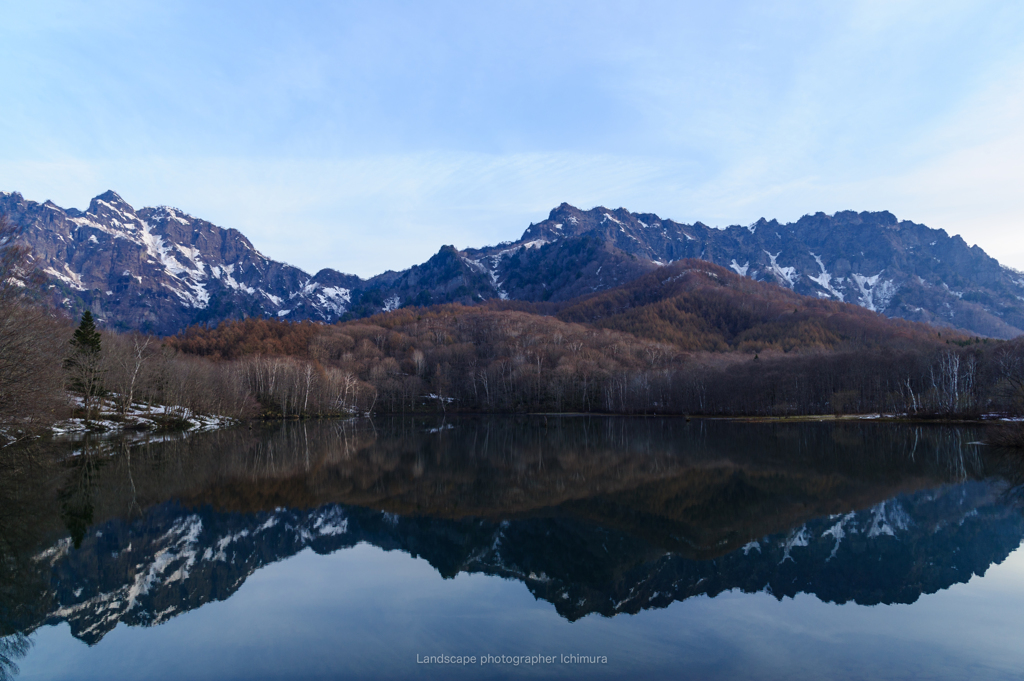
[70,310,102,355]
[66,311,104,421]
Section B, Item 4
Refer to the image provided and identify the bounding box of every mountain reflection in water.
[2,417,1023,670]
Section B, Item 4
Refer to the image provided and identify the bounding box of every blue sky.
[2,1,1023,277]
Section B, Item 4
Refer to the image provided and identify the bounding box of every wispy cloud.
[2,1,1024,275]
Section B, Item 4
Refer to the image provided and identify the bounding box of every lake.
[2,417,1024,680]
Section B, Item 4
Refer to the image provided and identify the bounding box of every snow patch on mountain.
[466,255,509,300]
[522,239,549,250]
[765,251,799,289]
[807,252,845,301]
[44,264,86,291]
[852,273,897,312]
[319,287,352,315]
[152,206,191,225]
[211,264,256,295]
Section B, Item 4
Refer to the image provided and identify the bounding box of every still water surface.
[2,417,1024,679]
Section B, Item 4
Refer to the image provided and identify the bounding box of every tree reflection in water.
[1,417,1023,648]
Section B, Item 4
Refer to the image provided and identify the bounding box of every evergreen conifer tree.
[66,311,104,421]
[70,310,102,355]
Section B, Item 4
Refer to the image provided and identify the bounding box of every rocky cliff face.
[5,190,1023,337]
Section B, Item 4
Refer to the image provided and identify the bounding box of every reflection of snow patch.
[257,517,279,532]
[822,512,855,560]
[206,529,250,562]
[779,525,810,563]
[313,508,349,536]
[867,500,911,538]
[128,515,204,607]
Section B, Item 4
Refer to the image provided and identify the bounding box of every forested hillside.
[556,260,942,352]
[170,283,1022,418]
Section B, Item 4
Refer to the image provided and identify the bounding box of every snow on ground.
[51,395,237,438]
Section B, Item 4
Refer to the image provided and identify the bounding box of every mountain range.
[3,189,1023,337]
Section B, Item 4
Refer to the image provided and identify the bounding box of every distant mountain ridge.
[0,190,362,334]
[4,190,1023,337]
[495,204,1024,338]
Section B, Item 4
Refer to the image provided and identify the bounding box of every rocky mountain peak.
[88,190,133,214]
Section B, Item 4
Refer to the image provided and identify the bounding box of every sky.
[2,1,1023,278]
